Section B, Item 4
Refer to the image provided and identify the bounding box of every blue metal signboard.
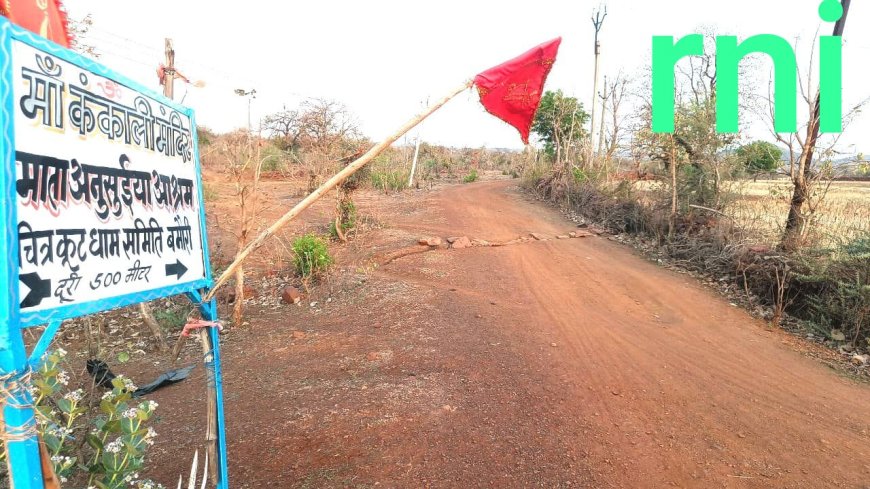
[0,16,228,488]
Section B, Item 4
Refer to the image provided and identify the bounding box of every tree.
[263,98,364,190]
[531,90,589,165]
[68,14,100,58]
[774,2,853,251]
[736,141,782,175]
[603,74,630,165]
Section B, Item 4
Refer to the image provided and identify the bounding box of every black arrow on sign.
[20,272,51,308]
[165,259,188,279]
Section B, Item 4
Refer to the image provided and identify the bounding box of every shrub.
[202,184,219,202]
[329,199,358,240]
[370,170,408,192]
[0,350,163,488]
[463,168,479,184]
[292,234,333,278]
[795,235,870,344]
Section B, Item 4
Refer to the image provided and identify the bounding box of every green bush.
[463,168,479,184]
[260,144,287,172]
[796,235,870,345]
[292,233,333,278]
[202,184,218,202]
[329,199,358,240]
[0,350,163,488]
[370,171,408,192]
[571,167,588,184]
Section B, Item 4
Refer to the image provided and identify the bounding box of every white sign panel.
[11,41,206,317]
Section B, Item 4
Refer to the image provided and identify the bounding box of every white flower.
[120,377,137,391]
[51,455,61,463]
[148,400,158,411]
[146,427,157,438]
[123,408,138,419]
[60,476,67,483]
[105,438,123,454]
[56,371,69,386]
[63,389,84,402]
[101,391,114,400]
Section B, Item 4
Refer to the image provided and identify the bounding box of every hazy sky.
[64,0,870,152]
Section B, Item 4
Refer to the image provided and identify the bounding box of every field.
[633,178,870,248]
[731,180,870,248]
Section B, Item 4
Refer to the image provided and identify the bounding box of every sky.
[64,0,870,153]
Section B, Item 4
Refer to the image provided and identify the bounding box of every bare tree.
[603,74,631,167]
[68,14,100,58]
[264,99,363,191]
[214,132,273,326]
[774,4,856,250]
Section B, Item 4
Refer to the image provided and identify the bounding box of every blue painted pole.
[0,17,44,488]
[203,299,230,489]
[0,344,45,489]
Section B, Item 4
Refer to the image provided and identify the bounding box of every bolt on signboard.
[0,17,228,488]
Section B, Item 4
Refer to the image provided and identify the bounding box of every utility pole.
[588,5,606,167]
[408,97,428,188]
[234,89,257,133]
[598,75,608,165]
[163,38,175,100]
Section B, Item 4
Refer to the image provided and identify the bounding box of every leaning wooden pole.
[203,80,474,302]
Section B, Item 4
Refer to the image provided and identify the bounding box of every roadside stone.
[471,238,491,247]
[418,237,443,247]
[450,236,472,249]
[557,235,569,240]
[569,232,577,238]
[530,233,548,241]
[852,354,869,366]
[830,330,846,342]
[281,286,302,305]
[223,284,258,304]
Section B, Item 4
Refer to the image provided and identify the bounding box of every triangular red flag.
[474,37,562,144]
[0,0,72,48]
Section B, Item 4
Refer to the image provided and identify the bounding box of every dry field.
[632,179,870,248]
[729,180,870,248]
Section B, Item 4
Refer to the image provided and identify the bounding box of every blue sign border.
[0,16,228,489]
[2,20,214,328]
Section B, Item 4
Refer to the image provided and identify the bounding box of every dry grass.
[729,180,870,248]
[628,179,870,248]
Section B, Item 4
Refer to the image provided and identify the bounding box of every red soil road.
[146,179,870,488]
[382,180,870,487]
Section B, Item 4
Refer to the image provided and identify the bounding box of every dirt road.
[387,180,870,487]
[150,179,870,488]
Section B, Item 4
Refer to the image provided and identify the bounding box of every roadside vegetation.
[520,35,870,356]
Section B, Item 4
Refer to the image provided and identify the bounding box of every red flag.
[0,0,72,48]
[474,37,561,144]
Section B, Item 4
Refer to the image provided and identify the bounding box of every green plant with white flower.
[0,349,166,488]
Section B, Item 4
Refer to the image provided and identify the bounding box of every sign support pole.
[188,291,229,489]
[0,19,43,487]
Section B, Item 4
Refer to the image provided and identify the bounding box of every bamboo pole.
[203,80,474,302]
[199,329,218,485]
